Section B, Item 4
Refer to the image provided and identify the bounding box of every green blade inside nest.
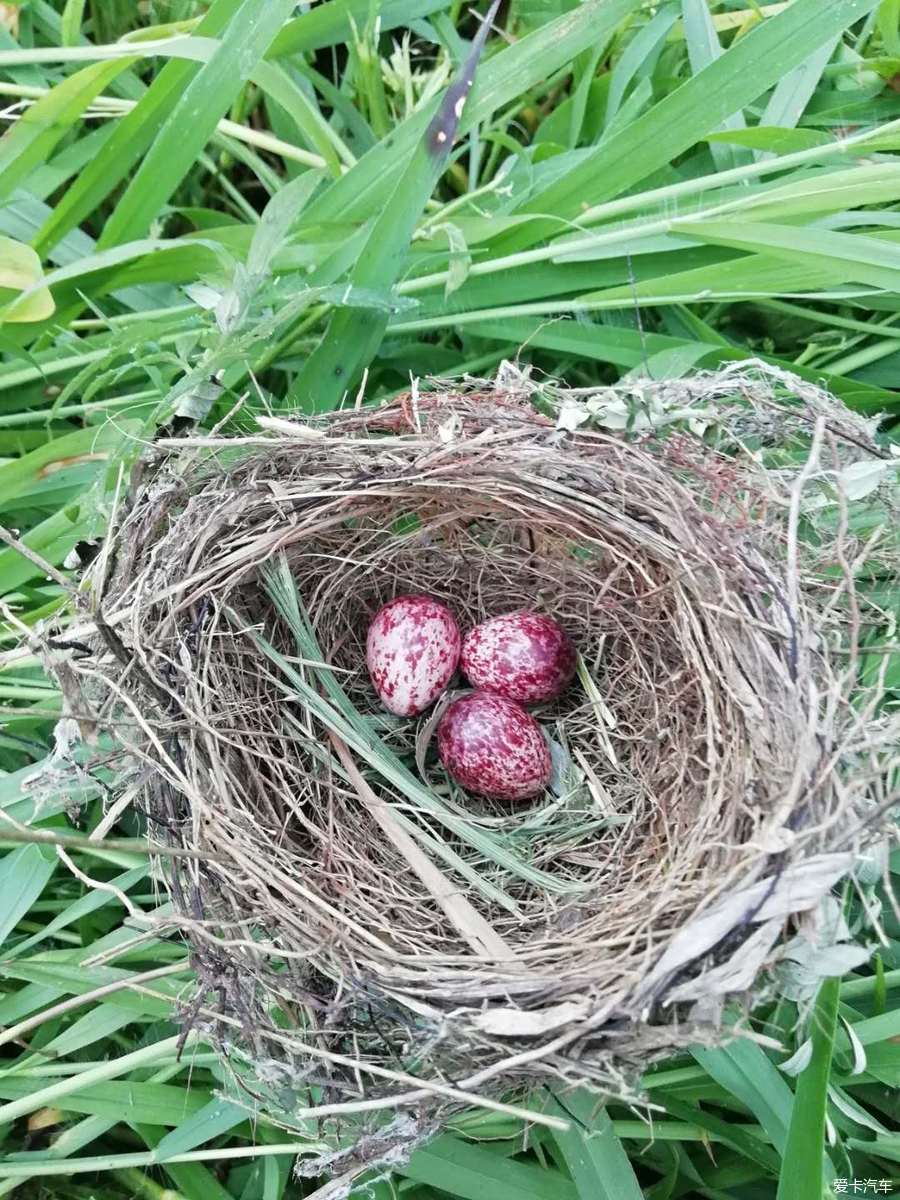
[246,554,580,906]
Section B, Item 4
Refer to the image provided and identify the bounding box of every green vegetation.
[0,0,898,1197]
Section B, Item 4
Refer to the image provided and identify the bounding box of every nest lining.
[55,366,897,1134]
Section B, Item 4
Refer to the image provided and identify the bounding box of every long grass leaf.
[99,0,298,246]
[676,219,900,291]
[154,1097,249,1160]
[0,59,135,207]
[32,0,245,255]
[6,865,149,959]
[267,0,450,59]
[760,36,839,133]
[518,0,881,226]
[681,0,747,171]
[60,0,87,47]
[287,0,502,409]
[606,5,679,128]
[0,1079,211,1126]
[401,1134,578,1200]
[298,0,643,231]
[0,1033,190,1125]
[776,977,841,1200]
[252,61,343,177]
[545,1091,645,1200]
[0,845,55,945]
[692,1037,794,1155]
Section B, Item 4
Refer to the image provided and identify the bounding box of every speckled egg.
[366,594,461,717]
[460,611,576,705]
[437,690,552,801]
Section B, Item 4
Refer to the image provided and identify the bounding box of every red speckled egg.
[437,690,551,801]
[366,594,460,717]
[460,611,576,704]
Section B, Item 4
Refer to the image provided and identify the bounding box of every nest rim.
[59,366,896,1125]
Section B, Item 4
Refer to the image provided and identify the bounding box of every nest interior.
[65,372,893,1130]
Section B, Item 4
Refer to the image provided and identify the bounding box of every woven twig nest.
[55,364,897,1150]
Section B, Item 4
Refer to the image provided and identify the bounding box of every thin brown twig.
[0,525,77,594]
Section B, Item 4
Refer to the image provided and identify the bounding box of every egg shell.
[460,610,576,704]
[366,594,461,717]
[437,690,551,801]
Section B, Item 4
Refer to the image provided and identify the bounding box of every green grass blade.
[676,219,900,292]
[0,59,136,207]
[692,1037,794,1156]
[154,1097,249,1159]
[0,1034,190,1125]
[681,0,747,172]
[6,866,149,960]
[34,1003,138,1059]
[99,0,298,247]
[760,35,839,132]
[0,960,183,1021]
[0,422,136,507]
[0,1141,316,1179]
[0,845,55,945]
[267,0,450,59]
[134,1122,239,1200]
[518,0,881,225]
[847,1132,900,1163]
[545,1091,645,1200]
[655,1091,781,1174]
[290,0,647,406]
[32,0,245,256]
[60,0,87,46]
[606,5,678,128]
[776,977,841,1200]
[400,1134,577,1200]
[288,0,501,408]
[299,0,643,231]
[0,1079,210,1127]
[878,0,900,55]
[286,138,440,407]
[253,60,343,178]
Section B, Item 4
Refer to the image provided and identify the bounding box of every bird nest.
[52,364,897,1156]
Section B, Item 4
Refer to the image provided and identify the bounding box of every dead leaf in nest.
[833,458,897,501]
[666,919,782,1005]
[471,998,591,1037]
[636,853,855,1006]
[0,4,18,35]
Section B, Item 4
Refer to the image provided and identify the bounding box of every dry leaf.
[37,452,108,478]
[836,459,896,501]
[256,415,325,439]
[0,4,19,36]
[471,998,591,1037]
[28,1107,63,1132]
[666,918,783,1005]
[636,853,855,1005]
